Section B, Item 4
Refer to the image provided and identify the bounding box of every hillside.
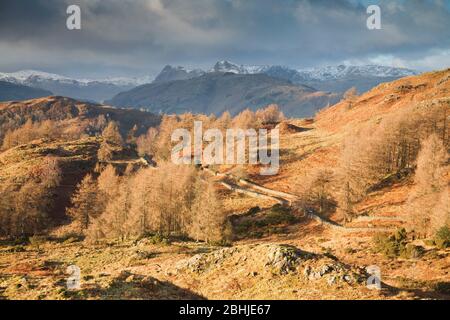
[0,138,102,222]
[0,70,449,300]
[0,96,160,143]
[108,72,339,117]
[0,81,52,102]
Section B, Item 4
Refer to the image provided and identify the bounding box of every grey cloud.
[0,0,449,77]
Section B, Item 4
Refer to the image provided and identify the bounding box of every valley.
[0,68,449,300]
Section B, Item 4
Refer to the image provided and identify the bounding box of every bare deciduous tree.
[407,134,447,237]
[67,174,103,234]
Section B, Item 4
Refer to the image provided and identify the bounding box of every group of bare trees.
[1,119,62,150]
[407,134,449,237]
[68,163,226,243]
[0,157,62,238]
[97,121,124,162]
[135,105,285,162]
[295,99,449,238]
[295,168,336,216]
[335,101,449,232]
[1,115,110,152]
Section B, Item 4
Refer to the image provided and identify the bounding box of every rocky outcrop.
[175,244,368,286]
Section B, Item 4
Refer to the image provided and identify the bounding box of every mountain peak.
[153,65,205,83]
[212,60,241,73]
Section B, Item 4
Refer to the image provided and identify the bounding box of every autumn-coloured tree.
[153,115,179,161]
[86,163,226,242]
[0,157,62,238]
[189,178,225,242]
[296,168,335,216]
[1,119,61,150]
[136,127,158,157]
[215,111,232,131]
[67,174,103,234]
[97,165,120,199]
[98,121,125,162]
[255,104,285,124]
[232,109,257,129]
[102,121,123,145]
[126,124,138,144]
[431,188,450,235]
[407,134,447,237]
[343,87,358,109]
[97,141,114,162]
[335,102,447,221]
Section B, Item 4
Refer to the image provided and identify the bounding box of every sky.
[0,0,449,78]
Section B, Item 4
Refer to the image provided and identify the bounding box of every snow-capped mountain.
[209,61,416,79]
[0,70,152,87]
[0,70,70,83]
[298,64,417,81]
[153,66,205,83]
[155,60,418,93]
[0,70,153,102]
[1,61,420,103]
[211,60,269,74]
[294,64,418,93]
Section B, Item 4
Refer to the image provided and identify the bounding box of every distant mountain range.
[0,61,419,116]
[156,61,419,93]
[107,72,340,117]
[0,80,53,102]
[0,70,152,102]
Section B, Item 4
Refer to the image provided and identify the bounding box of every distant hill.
[0,71,152,103]
[0,80,52,102]
[0,96,160,142]
[108,72,339,117]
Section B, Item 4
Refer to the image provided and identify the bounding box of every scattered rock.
[133,250,156,259]
[265,245,307,275]
[175,243,367,288]
[176,247,239,273]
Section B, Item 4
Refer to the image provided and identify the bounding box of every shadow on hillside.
[64,272,206,300]
[380,280,450,300]
[230,205,303,240]
[279,123,313,134]
[248,147,319,186]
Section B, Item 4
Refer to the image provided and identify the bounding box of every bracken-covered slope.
[0,96,160,139]
[315,68,450,132]
[243,68,449,187]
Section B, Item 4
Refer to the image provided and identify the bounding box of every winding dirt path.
[204,167,396,233]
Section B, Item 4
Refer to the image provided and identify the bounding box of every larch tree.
[102,121,123,145]
[255,104,285,124]
[67,174,103,234]
[189,178,225,243]
[407,134,447,237]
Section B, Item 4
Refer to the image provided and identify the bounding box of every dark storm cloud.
[0,0,449,77]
